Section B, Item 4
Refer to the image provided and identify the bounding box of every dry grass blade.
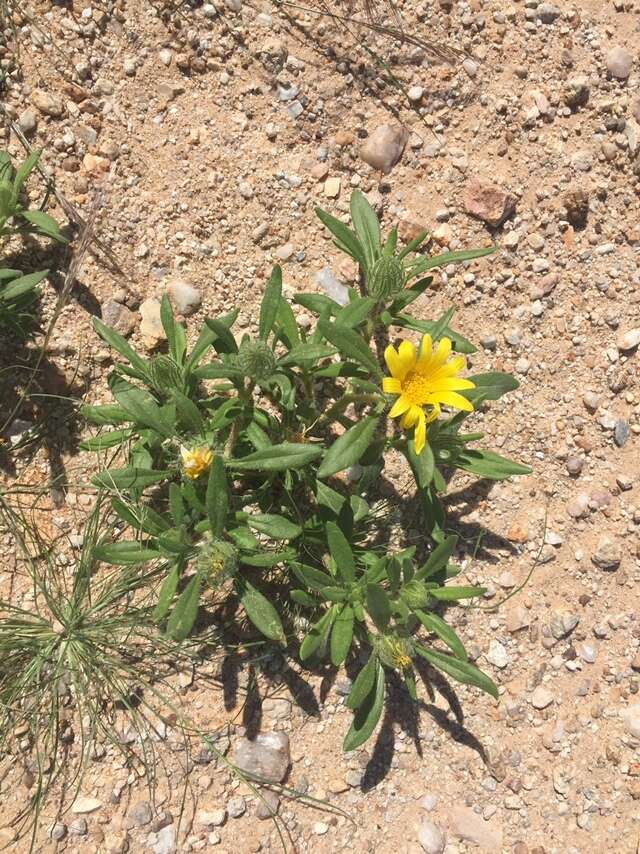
[281,0,463,63]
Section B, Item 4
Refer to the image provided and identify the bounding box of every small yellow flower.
[383,335,475,455]
[180,445,214,479]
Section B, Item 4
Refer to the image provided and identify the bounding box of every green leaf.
[232,443,322,472]
[81,403,130,426]
[416,535,458,581]
[240,581,286,643]
[398,229,429,259]
[429,585,486,601]
[318,319,382,378]
[350,190,381,271]
[365,583,391,633]
[407,245,495,272]
[415,610,468,661]
[293,292,339,316]
[92,467,168,490]
[79,428,134,451]
[429,307,455,343]
[404,438,435,488]
[240,549,295,567]
[343,661,385,751]
[315,206,367,269]
[20,209,67,243]
[326,521,355,583]
[12,150,40,197]
[291,563,335,591]
[111,497,170,537]
[330,605,354,666]
[275,296,301,348]
[461,371,519,403]
[0,270,48,302]
[415,645,498,700]
[109,375,173,438]
[160,294,187,365]
[259,265,283,341]
[318,414,380,479]
[290,589,317,607]
[244,513,301,540]
[167,574,201,641]
[206,456,229,538]
[172,390,204,434]
[392,314,476,354]
[299,608,335,660]
[205,318,238,354]
[346,652,378,709]
[382,226,398,256]
[335,296,377,329]
[93,540,161,565]
[453,448,532,480]
[278,341,335,367]
[153,563,180,622]
[93,316,150,376]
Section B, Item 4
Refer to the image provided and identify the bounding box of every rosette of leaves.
[0,149,68,336]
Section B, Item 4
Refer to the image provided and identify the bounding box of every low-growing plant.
[84,190,531,749]
[0,149,67,336]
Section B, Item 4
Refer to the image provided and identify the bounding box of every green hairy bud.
[197,538,238,588]
[147,355,184,394]
[238,338,277,382]
[367,256,405,300]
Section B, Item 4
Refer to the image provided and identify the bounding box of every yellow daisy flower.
[180,445,214,479]
[382,335,475,454]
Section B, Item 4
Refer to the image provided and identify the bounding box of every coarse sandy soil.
[1,0,640,852]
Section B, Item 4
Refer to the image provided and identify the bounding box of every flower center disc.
[403,370,432,406]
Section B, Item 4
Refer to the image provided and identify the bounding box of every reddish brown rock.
[463,177,515,227]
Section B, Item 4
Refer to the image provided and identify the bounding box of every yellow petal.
[432,337,452,367]
[400,405,422,428]
[414,411,427,454]
[397,340,417,376]
[384,345,402,378]
[428,377,476,391]
[389,395,411,419]
[382,377,402,394]
[430,390,474,411]
[419,334,433,362]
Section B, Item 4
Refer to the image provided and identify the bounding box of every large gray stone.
[233,731,290,783]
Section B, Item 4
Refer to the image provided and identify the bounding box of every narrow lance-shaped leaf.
[258,264,283,341]
[346,652,378,709]
[415,644,498,700]
[452,448,532,480]
[343,660,385,751]
[166,574,201,641]
[240,581,286,643]
[153,564,180,622]
[206,455,229,538]
[326,521,355,583]
[330,605,354,666]
[318,414,381,479]
[350,189,381,271]
[315,206,367,270]
[318,319,382,378]
[232,443,322,472]
[365,583,391,633]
